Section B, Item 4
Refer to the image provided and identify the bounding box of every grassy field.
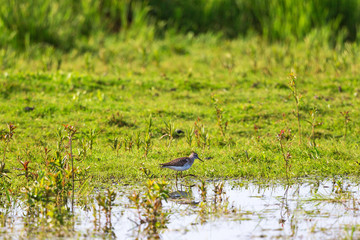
[1,33,360,190]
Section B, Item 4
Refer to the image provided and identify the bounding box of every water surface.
[1,178,360,239]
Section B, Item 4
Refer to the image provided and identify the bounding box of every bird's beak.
[198,157,203,162]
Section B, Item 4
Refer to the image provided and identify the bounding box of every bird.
[160,152,203,182]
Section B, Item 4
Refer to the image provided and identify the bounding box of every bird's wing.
[160,157,189,167]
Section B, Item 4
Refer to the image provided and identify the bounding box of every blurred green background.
[0,0,359,51]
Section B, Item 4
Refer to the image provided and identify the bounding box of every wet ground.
[2,178,360,239]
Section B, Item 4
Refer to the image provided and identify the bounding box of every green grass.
[1,34,360,189]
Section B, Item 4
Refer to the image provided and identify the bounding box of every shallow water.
[2,178,360,239]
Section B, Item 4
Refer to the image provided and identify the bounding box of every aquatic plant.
[96,188,117,231]
[64,124,77,212]
[128,179,170,234]
[199,179,207,202]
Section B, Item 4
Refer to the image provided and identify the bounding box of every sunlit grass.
[0,35,359,189]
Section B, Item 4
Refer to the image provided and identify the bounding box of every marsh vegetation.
[1,0,360,238]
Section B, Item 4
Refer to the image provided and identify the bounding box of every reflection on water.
[1,178,360,239]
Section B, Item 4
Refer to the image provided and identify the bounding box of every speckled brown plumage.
[160,157,190,167]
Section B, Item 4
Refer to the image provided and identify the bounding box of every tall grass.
[0,0,147,50]
[149,0,360,41]
[0,0,359,50]
[248,0,360,42]
[0,0,81,50]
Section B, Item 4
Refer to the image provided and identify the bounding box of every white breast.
[163,164,191,171]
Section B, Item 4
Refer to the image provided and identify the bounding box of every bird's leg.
[175,172,178,188]
[178,172,183,191]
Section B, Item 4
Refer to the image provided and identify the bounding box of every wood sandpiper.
[160,152,203,181]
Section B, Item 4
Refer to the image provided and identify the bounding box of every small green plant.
[277,129,292,184]
[0,173,11,203]
[334,178,345,194]
[25,160,87,228]
[194,118,202,147]
[194,118,210,149]
[64,124,77,212]
[197,180,232,224]
[83,128,99,151]
[0,161,10,179]
[43,147,51,163]
[198,201,208,224]
[161,120,175,147]
[0,124,13,186]
[55,127,66,158]
[143,115,153,158]
[0,124,13,202]
[213,182,225,208]
[17,157,32,180]
[128,179,170,234]
[199,179,207,202]
[140,164,155,178]
[340,111,351,140]
[78,138,88,160]
[244,150,251,162]
[108,137,122,157]
[96,188,117,229]
[211,94,228,138]
[305,108,322,147]
[1,123,16,163]
[288,72,302,145]
[201,127,210,150]
[124,135,134,152]
[185,127,194,147]
[143,133,152,158]
[135,132,142,149]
